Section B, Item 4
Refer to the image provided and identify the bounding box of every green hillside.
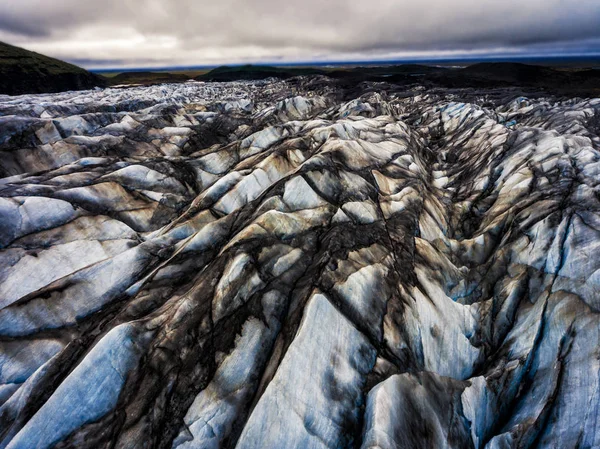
[0,41,107,95]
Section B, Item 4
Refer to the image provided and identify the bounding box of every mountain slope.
[0,41,107,95]
[196,64,327,81]
[108,71,192,86]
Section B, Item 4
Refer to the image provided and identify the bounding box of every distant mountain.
[196,64,326,81]
[109,71,192,86]
[0,41,107,96]
[429,62,600,93]
[193,61,600,95]
[459,62,565,85]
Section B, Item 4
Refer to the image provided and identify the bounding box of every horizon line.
[86,52,600,73]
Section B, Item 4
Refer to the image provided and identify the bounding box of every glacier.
[0,78,599,448]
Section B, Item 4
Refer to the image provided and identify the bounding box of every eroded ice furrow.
[0,79,599,449]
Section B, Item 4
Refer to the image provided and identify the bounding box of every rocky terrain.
[0,76,599,448]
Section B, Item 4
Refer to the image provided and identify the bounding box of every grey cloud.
[1,0,599,68]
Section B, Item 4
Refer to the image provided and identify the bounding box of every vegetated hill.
[0,41,107,95]
[450,62,573,88]
[461,62,560,81]
[342,64,447,77]
[196,63,448,83]
[427,62,600,94]
[326,64,448,84]
[196,64,327,81]
[108,71,192,86]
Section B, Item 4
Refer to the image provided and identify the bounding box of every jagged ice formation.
[0,78,599,448]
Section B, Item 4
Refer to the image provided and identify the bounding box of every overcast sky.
[1,0,599,69]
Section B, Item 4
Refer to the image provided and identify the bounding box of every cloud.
[1,0,599,68]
